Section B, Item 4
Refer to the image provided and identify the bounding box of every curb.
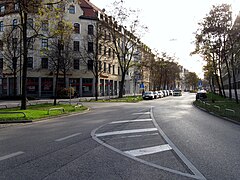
[192,102,240,125]
[0,120,32,124]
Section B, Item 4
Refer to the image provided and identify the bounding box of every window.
[58,40,64,50]
[104,46,106,55]
[88,42,93,53]
[41,39,48,48]
[108,64,111,74]
[88,25,93,35]
[27,57,33,68]
[74,23,80,34]
[104,62,106,72]
[13,19,17,28]
[73,41,79,51]
[0,58,3,69]
[41,58,48,69]
[113,65,115,74]
[0,40,3,51]
[108,48,111,57]
[88,60,93,70]
[0,5,5,13]
[69,5,75,14]
[42,21,48,31]
[28,38,34,50]
[0,21,4,31]
[12,38,18,50]
[73,59,79,69]
[98,61,102,71]
[99,44,102,54]
[14,3,19,11]
[27,18,33,29]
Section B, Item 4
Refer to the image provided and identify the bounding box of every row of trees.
[192,4,240,103]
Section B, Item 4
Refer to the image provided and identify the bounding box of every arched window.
[88,25,93,35]
[74,23,80,34]
[69,5,75,14]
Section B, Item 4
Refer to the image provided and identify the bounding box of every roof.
[79,0,102,20]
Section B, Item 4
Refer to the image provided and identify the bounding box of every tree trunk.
[119,72,126,98]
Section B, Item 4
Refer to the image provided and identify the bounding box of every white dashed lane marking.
[0,151,24,162]
[132,112,150,115]
[124,144,172,157]
[55,133,81,142]
[95,128,158,137]
[110,119,152,124]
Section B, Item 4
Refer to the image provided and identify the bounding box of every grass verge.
[81,96,143,103]
[0,103,88,122]
[193,92,240,122]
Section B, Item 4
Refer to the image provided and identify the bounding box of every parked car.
[196,90,207,100]
[173,89,182,96]
[153,91,159,99]
[158,90,164,98]
[142,91,154,100]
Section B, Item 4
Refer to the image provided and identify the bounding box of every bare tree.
[101,0,147,98]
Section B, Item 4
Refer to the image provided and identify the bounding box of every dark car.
[196,90,207,100]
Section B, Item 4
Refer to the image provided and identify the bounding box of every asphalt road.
[0,93,239,180]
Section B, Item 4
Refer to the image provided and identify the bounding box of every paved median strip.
[110,119,152,124]
[124,144,172,157]
[95,128,158,137]
[0,151,24,162]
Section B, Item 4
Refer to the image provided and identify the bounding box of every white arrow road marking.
[95,128,157,137]
[110,119,152,124]
[124,144,172,157]
[0,151,24,162]
[55,133,81,142]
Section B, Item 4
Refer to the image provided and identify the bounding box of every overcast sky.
[90,0,240,78]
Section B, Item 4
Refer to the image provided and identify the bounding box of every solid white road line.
[55,133,81,142]
[95,128,158,137]
[132,112,150,115]
[0,151,24,162]
[124,144,172,157]
[110,119,152,124]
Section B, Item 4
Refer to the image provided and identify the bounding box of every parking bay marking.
[124,144,172,157]
[110,119,152,124]
[0,151,24,162]
[55,133,81,142]
[95,128,158,137]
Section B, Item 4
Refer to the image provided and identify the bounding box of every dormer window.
[69,5,75,14]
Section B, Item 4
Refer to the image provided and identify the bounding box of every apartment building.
[0,0,150,98]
